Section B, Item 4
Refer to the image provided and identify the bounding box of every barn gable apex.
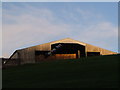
[49,38,86,46]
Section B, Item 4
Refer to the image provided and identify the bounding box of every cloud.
[2,4,118,57]
[72,22,118,51]
[3,6,71,57]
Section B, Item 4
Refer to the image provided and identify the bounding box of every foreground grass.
[3,55,120,88]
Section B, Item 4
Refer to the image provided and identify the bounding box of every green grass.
[2,55,120,88]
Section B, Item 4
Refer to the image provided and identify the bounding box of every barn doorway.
[51,43,86,59]
[35,51,49,62]
[87,52,100,56]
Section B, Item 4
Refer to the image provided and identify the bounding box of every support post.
[78,50,80,58]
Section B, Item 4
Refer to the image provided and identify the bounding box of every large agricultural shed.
[4,38,117,66]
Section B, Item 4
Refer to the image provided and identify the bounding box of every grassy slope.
[3,55,120,88]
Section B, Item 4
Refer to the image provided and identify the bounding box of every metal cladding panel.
[55,54,76,59]
[86,44,117,55]
[18,38,86,52]
[35,43,51,51]
[86,44,100,52]
[8,38,118,65]
[35,54,76,62]
[34,38,86,51]
[50,38,86,46]
[18,47,35,64]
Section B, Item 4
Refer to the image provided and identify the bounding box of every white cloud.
[2,4,118,57]
[72,22,118,51]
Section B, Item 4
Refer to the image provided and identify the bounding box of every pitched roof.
[49,38,86,46]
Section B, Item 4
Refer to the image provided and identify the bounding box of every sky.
[2,2,118,58]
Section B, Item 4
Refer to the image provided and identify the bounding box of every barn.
[4,38,117,65]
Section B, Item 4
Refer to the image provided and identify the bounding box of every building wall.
[35,43,51,51]
[8,38,117,65]
[17,47,35,64]
[50,38,86,46]
[35,54,76,62]
[86,44,117,55]
[55,54,76,59]
[11,42,117,64]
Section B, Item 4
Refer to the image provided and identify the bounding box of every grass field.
[2,55,120,88]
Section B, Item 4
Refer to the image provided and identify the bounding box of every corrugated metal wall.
[17,47,35,64]
[9,38,117,65]
[86,44,117,55]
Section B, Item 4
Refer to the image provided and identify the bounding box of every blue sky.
[2,2,118,57]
